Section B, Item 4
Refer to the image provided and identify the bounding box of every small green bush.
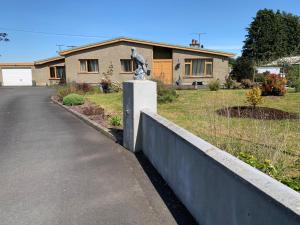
[208,79,220,91]
[158,89,178,103]
[224,76,234,89]
[154,79,178,104]
[110,115,121,126]
[63,93,85,106]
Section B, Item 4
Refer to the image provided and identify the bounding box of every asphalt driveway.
[0,87,178,225]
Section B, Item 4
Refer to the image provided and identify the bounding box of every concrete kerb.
[51,96,117,142]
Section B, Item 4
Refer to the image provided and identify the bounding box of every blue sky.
[0,0,299,62]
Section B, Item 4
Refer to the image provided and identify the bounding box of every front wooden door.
[152,59,173,85]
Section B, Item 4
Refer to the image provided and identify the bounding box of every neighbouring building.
[256,55,300,77]
[0,37,234,86]
[256,66,283,75]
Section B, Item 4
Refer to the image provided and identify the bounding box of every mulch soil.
[70,103,110,127]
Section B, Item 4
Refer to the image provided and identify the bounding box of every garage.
[2,68,32,86]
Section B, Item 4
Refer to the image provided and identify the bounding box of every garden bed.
[70,103,108,127]
[54,97,123,143]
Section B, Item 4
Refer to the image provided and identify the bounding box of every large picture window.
[80,59,99,73]
[184,59,213,77]
[50,66,65,79]
[120,59,137,73]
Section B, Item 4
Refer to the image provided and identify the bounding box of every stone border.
[51,96,118,142]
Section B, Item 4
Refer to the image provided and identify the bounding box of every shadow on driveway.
[109,128,198,225]
[135,152,199,225]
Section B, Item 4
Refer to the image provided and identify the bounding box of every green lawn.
[85,89,300,191]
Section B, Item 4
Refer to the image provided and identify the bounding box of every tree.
[286,65,299,84]
[242,9,300,65]
[246,86,263,109]
[231,56,255,81]
[282,12,300,56]
[0,33,9,42]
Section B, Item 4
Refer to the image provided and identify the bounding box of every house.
[0,37,234,86]
[256,66,283,75]
[256,55,300,77]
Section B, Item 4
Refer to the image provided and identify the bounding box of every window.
[56,66,65,79]
[79,59,99,73]
[120,59,137,73]
[184,59,213,77]
[50,67,56,78]
[49,66,65,79]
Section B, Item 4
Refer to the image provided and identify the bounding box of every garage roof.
[0,62,34,67]
[59,37,235,57]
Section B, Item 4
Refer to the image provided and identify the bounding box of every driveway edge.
[51,96,118,142]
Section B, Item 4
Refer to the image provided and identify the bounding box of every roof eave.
[34,56,65,65]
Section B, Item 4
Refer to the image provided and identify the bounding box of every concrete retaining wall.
[141,110,300,225]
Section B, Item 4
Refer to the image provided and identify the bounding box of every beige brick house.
[0,37,234,86]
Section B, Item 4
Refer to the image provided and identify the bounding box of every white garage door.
[2,68,32,86]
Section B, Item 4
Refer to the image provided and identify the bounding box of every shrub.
[76,83,92,93]
[254,74,266,83]
[281,176,300,192]
[232,80,242,89]
[56,83,94,101]
[111,81,122,92]
[57,85,72,101]
[110,115,121,126]
[63,93,85,106]
[88,86,102,94]
[158,89,178,103]
[291,80,300,93]
[241,79,253,89]
[286,65,300,85]
[81,105,104,116]
[101,78,112,93]
[261,74,287,96]
[154,79,178,104]
[224,76,234,89]
[238,152,277,177]
[245,86,263,108]
[208,79,220,91]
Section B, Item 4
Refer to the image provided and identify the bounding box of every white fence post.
[123,80,157,152]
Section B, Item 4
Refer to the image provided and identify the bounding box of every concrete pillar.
[123,80,157,152]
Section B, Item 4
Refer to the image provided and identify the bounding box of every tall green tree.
[231,57,255,81]
[242,9,300,65]
[0,33,9,42]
